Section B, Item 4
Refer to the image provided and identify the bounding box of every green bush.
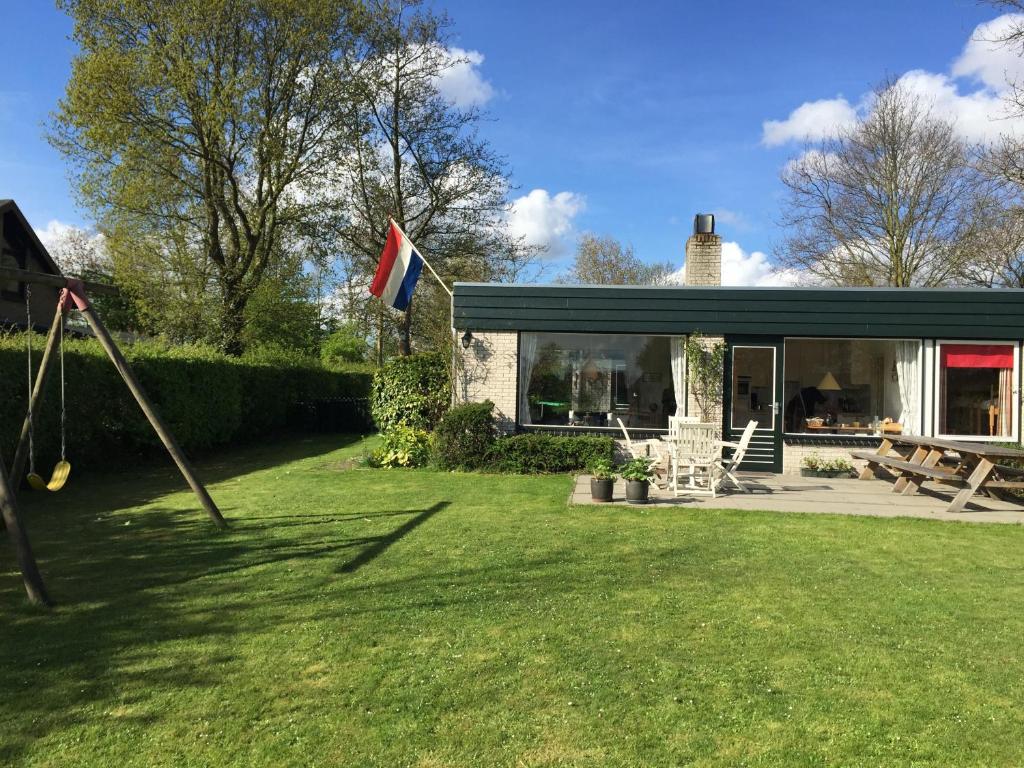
[370,352,451,432]
[320,323,369,367]
[433,400,497,470]
[486,434,614,474]
[372,426,432,468]
[0,333,372,470]
[619,457,654,481]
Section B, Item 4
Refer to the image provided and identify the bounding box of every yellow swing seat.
[27,460,72,492]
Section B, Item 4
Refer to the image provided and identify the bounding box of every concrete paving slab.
[571,474,1024,524]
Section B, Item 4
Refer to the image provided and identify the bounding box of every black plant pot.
[590,477,614,502]
[625,479,650,504]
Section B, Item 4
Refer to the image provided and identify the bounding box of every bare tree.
[336,0,533,357]
[564,233,676,285]
[777,82,989,287]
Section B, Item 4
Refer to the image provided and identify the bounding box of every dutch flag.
[369,219,425,311]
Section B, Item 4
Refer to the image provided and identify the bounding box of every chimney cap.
[693,213,715,235]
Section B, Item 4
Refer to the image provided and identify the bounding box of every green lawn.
[4,435,1024,767]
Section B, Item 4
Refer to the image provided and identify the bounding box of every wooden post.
[0,452,51,606]
[70,293,228,530]
[9,303,66,487]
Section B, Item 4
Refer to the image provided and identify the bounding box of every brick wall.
[454,330,518,433]
[684,233,722,287]
[782,442,869,475]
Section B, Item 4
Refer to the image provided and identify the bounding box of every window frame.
[933,339,1020,442]
[780,335,924,438]
[515,331,685,432]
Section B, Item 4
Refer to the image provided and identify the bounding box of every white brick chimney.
[683,213,721,286]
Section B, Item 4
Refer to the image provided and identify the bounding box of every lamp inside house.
[817,371,842,425]
[817,372,842,391]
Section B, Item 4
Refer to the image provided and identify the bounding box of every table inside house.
[853,434,1024,513]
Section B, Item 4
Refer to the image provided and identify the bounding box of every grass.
[3,434,1024,767]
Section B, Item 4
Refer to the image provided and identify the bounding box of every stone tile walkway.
[570,474,1024,524]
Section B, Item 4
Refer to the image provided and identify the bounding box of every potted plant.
[588,458,616,502]
[619,457,654,504]
[800,453,855,478]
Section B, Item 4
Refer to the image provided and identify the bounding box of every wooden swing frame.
[1,267,227,606]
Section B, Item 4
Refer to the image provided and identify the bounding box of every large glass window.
[519,333,682,429]
[783,338,921,436]
[938,343,1016,437]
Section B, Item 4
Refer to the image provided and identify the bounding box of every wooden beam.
[10,303,66,487]
[0,267,118,297]
[0,450,51,606]
[74,299,227,530]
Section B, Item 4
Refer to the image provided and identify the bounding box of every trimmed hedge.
[485,434,614,474]
[370,351,451,433]
[0,333,371,470]
[433,400,497,471]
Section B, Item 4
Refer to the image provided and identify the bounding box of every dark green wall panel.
[453,283,1024,340]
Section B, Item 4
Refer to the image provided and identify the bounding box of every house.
[453,215,1024,474]
[0,199,63,330]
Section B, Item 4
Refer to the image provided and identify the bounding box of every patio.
[570,473,1024,524]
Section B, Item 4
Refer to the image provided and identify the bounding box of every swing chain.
[59,316,67,462]
[24,284,36,477]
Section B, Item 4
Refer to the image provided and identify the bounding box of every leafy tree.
[777,81,989,287]
[51,0,361,354]
[321,323,370,368]
[564,233,676,285]
[336,0,534,356]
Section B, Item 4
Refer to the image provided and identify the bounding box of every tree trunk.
[220,289,249,356]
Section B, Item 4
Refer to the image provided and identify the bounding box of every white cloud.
[507,189,585,256]
[763,14,1024,147]
[762,97,858,146]
[952,13,1024,90]
[896,69,1009,143]
[721,242,800,286]
[34,219,108,274]
[669,241,801,287]
[435,47,495,108]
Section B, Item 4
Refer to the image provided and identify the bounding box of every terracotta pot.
[590,477,614,502]
[625,479,650,504]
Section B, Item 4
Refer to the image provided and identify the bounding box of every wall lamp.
[461,330,473,350]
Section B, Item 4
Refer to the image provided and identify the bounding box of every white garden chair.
[666,421,720,496]
[680,420,758,498]
[616,418,668,484]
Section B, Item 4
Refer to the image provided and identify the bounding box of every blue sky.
[0,1,1013,282]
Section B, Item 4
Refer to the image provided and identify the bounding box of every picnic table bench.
[852,435,1024,514]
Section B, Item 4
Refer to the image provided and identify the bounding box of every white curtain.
[518,333,539,425]
[671,336,686,417]
[895,341,920,434]
[998,368,1013,436]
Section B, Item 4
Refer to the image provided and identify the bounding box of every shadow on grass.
[16,433,367,522]
[338,501,447,574]
[0,442,450,765]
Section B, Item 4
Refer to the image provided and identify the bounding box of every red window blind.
[940,344,1014,369]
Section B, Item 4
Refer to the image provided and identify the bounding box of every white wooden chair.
[714,419,759,493]
[667,421,720,496]
[681,420,758,498]
[616,418,668,483]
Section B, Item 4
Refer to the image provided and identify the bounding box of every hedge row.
[0,334,372,470]
[424,400,615,474]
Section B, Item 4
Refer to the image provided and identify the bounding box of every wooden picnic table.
[852,435,1024,514]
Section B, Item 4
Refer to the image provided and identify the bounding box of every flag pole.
[388,217,453,298]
